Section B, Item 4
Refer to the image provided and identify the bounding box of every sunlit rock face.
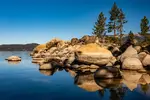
[76,43,113,66]
[5,56,21,61]
[74,73,103,92]
[120,45,138,62]
[122,57,143,70]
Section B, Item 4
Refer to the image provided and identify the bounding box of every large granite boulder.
[71,38,79,45]
[46,38,66,49]
[134,46,141,53]
[76,43,113,66]
[5,56,21,61]
[138,52,147,61]
[79,35,99,45]
[122,57,143,70]
[142,54,150,67]
[94,67,122,79]
[120,45,138,62]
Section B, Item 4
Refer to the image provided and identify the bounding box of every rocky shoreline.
[30,35,150,79]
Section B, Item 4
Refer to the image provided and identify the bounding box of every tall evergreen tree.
[140,16,149,36]
[93,12,107,38]
[118,9,127,45]
[128,31,134,44]
[108,2,120,36]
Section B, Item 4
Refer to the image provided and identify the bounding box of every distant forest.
[0,43,39,51]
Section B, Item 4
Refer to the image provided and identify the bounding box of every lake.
[0,52,150,100]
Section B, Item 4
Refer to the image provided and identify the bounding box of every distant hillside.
[0,43,39,51]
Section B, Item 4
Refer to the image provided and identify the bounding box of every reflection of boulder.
[39,69,56,76]
[121,71,142,91]
[39,63,54,70]
[71,64,99,72]
[74,73,103,92]
[138,74,150,85]
[95,79,122,89]
[94,67,122,79]
[7,61,21,65]
[65,68,77,77]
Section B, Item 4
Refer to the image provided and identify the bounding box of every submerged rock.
[5,56,21,61]
[76,43,113,66]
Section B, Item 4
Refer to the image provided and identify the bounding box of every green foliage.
[93,12,107,38]
[105,36,119,44]
[108,2,120,36]
[140,16,149,35]
[128,31,134,42]
[108,2,127,42]
[117,9,127,35]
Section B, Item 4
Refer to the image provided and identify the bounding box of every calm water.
[0,52,150,100]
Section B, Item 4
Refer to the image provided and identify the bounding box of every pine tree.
[93,12,107,38]
[118,9,127,45]
[128,31,134,44]
[108,2,120,36]
[140,16,149,36]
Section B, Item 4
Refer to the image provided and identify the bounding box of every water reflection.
[74,72,103,92]
[39,69,57,76]
[7,61,21,65]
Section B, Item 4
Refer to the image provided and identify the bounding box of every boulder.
[120,45,138,62]
[122,58,143,70]
[79,35,98,44]
[39,63,53,70]
[71,38,79,45]
[138,52,147,61]
[94,67,122,79]
[76,43,113,66]
[46,38,66,49]
[134,46,141,53]
[5,56,21,61]
[142,54,150,67]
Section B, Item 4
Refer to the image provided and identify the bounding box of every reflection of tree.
[141,84,149,94]
[98,89,105,98]
[109,85,128,100]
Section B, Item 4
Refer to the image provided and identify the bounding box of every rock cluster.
[30,35,150,79]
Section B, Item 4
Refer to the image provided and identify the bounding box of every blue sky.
[0,0,150,44]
